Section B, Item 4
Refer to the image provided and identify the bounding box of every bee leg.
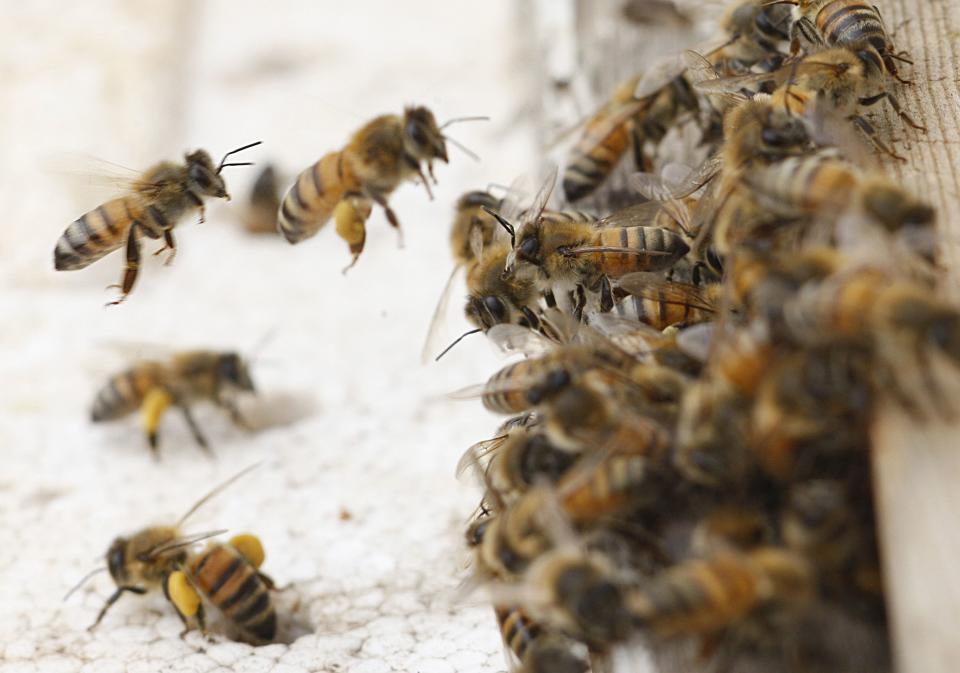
[599,276,614,313]
[850,115,907,162]
[874,92,926,132]
[543,288,558,309]
[197,205,206,225]
[141,388,174,459]
[105,222,143,306]
[416,165,435,200]
[257,572,276,590]
[367,191,405,247]
[179,406,212,456]
[88,586,147,631]
[220,397,253,432]
[152,229,177,266]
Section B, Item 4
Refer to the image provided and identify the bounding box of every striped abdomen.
[54,197,141,271]
[482,359,543,414]
[561,447,651,523]
[589,227,689,276]
[816,1,889,54]
[495,606,542,663]
[188,543,276,643]
[278,151,350,243]
[91,363,165,422]
[613,290,713,330]
[745,155,857,215]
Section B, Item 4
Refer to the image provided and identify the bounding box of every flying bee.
[91,350,256,458]
[66,465,256,632]
[788,0,913,83]
[494,605,589,673]
[242,164,281,234]
[166,534,277,644]
[495,202,691,315]
[54,142,261,304]
[278,107,482,271]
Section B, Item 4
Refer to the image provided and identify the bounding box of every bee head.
[186,150,230,200]
[403,106,448,163]
[106,537,129,585]
[466,294,509,330]
[218,352,256,392]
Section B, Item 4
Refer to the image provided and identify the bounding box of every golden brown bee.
[499,203,691,315]
[626,547,812,638]
[791,0,913,82]
[54,142,260,304]
[73,466,257,632]
[450,191,504,266]
[611,275,719,331]
[242,164,281,234]
[494,605,589,673]
[562,72,698,202]
[456,424,580,503]
[166,534,277,644]
[278,106,453,271]
[712,0,794,73]
[466,242,545,332]
[91,350,256,457]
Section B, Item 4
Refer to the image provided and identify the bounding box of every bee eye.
[482,296,507,323]
[407,121,429,147]
[519,237,539,260]
[189,164,212,190]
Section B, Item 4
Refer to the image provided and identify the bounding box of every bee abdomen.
[563,119,632,203]
[191,544,276,643]
[54,198,131,270]
[495,606,542,661]
[596,227,689,275]
[817,2,885,50]
[91,369,153,422]
[278,151,347,244]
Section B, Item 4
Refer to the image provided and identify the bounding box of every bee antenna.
[435,328,482,362]
[176,462,261,527]
[482,206,516,248]
[439,115,490,130]
[248,326,280,363]
[63,566,108,602]
[442,134,480,162]
[217,141,263,174]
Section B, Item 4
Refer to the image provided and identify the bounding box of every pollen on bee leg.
[230,533,266,568]
[141,388,174,449]
[335,196,372,272]
[167,571,201,617]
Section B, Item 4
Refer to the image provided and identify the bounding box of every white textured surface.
[0,2,534,671]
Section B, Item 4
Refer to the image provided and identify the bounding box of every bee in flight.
[64,465,276,644]
[278,106,484,271]
[53,142,262,304]
[91,350,256,458]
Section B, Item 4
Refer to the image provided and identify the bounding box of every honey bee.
[789,0,913,83]
[54,142,261,304]
[562,70,698,202]
[711,0,794,74]
[626,547,812,638]
[494,605,589,673]
[166,534,277,644]
[70,466,257,632]
[91,350,256,457]
[611,275,719,331]
[278,107,479,271]
[456,424,580,503]
[242,164,281,234]
[498,203,692,315]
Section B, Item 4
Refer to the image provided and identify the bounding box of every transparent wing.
[486,323,556,358]
[421,265,463,364]
[594,202,664,229]
[616,274,719,313]
[455,435,509,480]
[675,322,716,362]
[634,53,687,99]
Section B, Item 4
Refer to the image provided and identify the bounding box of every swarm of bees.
[436,1,943,671]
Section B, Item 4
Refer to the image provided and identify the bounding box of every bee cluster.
[443,1,947,671]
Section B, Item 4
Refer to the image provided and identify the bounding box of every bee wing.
[486,323,556,357]
[594,202,665,229]
[421,265,463,364]
[682,49,722,85]
[675,323,716,363]
[140,529,229,561]
[622,0,692,28]
[616,273,719,313]
[634,53,687,99]
[455,435,509,480]
[560,245,675,258]
[587,313,663,350]
[804,102,880,170]
[631,155,721,201]
[522,166,560,229]
[447,374,543,402]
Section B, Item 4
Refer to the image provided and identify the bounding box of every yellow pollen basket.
[230,533,265,569]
